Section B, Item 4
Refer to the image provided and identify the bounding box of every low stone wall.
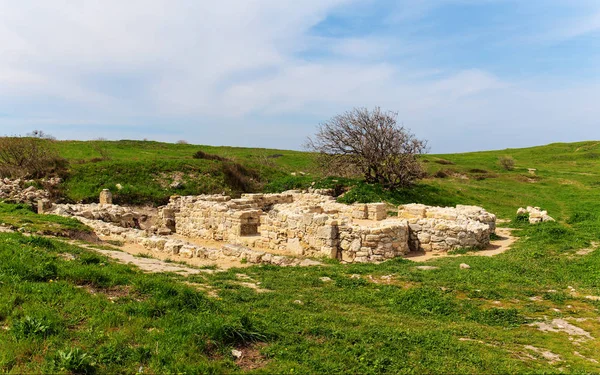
[158,193,414,263]
[339,220,410,263]
[517,206,555,224]
[406,218,491,252]
[42,190,497,265]
[47,203,144,228]
[398,204,496,232]
[68,216,320,267]
[398,204,495,252]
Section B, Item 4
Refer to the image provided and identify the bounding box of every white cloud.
[0,0,599,152]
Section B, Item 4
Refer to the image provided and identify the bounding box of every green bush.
[0,137,68,179]
[498,156,515,171]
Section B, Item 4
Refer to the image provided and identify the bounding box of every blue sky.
[0,0,599,153]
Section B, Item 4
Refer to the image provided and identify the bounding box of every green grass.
[2,140,600,372]
[0,203,92,237]
[2,217,600,373]
[54,140,317,204]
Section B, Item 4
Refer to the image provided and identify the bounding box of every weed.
[12,316,54,339]
[469,308,526,327]
[515,213,529,223]
[52,348,96,374]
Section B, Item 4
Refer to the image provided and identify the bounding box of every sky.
[0,0,599,153]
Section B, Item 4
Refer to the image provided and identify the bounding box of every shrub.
[498,156,515,171]
[193,150,228,162]
[177,140,189,144]
[0,136,68,178]
[433,170,449,178]
[434,159,454,165]
[515,213,530,223]
[221,162,260,193]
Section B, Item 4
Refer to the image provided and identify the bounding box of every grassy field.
[1,140,600,373]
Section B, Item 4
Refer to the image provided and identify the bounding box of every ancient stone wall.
[398,204,495,252]
[70,215,319,267]
[160,192,415,263]
[43,190,497,265]
[398,203,496,232]
[339,220,410,263]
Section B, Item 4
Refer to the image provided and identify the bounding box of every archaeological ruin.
[39,189,498,266]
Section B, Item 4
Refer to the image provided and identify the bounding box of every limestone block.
[316,225,337,239]
[99,189,112,205]
[341,251,355,263]
[37,199,52,214]
[286,238,304,255]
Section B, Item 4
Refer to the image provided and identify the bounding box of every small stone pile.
[517,206,555,224]
[0,178,54,205]
[46,203,145,228]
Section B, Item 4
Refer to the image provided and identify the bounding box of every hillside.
[55,140,316,204]
[55,140,600,221]
[1,140,600,373]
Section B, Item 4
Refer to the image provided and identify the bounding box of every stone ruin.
[0,178,59,205]
[38,189,497,266]
[517,206,555,224]
[156,191,496,263]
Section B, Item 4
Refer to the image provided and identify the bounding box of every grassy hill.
[1,140,600,373]
[55,140,316,205]
[55,139,600,222]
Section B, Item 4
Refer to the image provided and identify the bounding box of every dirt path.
[71,241,216,276]
[405,227,517,262]
[95,248,210,275]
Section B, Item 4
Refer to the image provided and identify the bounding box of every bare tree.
[306,107,427,188]
[27,130,56,140]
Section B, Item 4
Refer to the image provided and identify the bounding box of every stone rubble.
[46,203,145,228]
[517,206,555,224]
[0,178,60,205]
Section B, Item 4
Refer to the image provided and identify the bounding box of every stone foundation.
[42,190,497,265]
[398,203,496,252]
[157,192,495,262]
